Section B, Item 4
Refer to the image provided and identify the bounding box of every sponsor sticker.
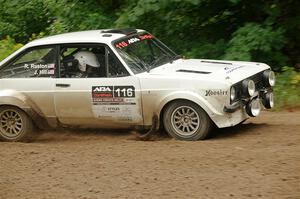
[91,85,138,119]
[91,85,142,121]
[92,86,135,105]
[224,65,245,74]
[205,89,228,96]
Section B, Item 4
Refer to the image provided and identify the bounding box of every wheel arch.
[0,96,30,110]
[0,90,53,129]
[156,92,221,129]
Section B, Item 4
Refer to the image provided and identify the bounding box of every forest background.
[0,0,299,108]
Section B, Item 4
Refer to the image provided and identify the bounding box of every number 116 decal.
[114,86,135,98]
[92,86,135,98]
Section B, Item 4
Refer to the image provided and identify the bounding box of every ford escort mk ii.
[0,28,275,141]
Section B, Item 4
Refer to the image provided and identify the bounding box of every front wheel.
[0,106,34,142]
[163,101,212,141]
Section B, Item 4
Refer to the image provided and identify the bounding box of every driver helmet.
[73,51,100,72]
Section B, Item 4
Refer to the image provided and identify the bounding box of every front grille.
[231,70,269,103]
[251,72,264,90]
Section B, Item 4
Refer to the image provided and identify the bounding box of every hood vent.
[201,60,232,65]
[176,69,211,74]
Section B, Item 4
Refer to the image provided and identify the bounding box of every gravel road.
[0,111,299,199]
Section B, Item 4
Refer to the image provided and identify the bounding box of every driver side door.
[54,44,143,128]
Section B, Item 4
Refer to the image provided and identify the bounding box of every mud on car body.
[0,28,275,141]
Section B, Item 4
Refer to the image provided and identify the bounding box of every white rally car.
[0,28,275,141]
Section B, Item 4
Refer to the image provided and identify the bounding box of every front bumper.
[223,100,245,113]
[224,69,275,116]
[224,89,274,116]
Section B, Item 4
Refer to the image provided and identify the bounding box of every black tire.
[163,100,212,141]
[0,106,34,142]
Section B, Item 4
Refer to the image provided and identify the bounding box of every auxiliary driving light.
[263,70,276,87]
[262,92,274,109]
[230,86,236,101]
[246,98,261,117]
[242,79,256,97]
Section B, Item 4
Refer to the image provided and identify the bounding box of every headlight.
[230,86,236,101]
[246,98,261,117]
[263,70,276,87]
[242,79,255,97]
[262,92,274,109]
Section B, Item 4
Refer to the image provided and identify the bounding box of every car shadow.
[34,123,269,143]
[210,122,269,139]
[35,128,134,143]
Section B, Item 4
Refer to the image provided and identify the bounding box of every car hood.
[144,58,270,84]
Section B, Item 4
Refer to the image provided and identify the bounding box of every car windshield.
[113,32,179,74]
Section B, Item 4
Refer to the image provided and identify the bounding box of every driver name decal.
[24,63,55,69]
[23,63,55,76]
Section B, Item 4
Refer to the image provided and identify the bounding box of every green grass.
[273,67,300,110]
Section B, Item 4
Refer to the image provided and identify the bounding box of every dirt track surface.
[0,111,299,199]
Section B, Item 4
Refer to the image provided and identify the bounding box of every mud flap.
[135,114,159,141]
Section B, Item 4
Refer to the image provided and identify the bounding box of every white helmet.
[73,51,100,72]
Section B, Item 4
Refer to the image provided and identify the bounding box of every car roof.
[26,28,145,47]
[0,28,144,66]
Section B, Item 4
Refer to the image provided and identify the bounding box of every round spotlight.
[262,92,274,109]
[246,98,261,117]
[230,86,236,101]
[242,79,256,97]
[268,71,276,86]
[263,70,276,87]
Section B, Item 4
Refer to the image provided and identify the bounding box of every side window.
[107,49,130,77]
[60,46,106,78]
[0,47,56,78]
[59,45,129,78]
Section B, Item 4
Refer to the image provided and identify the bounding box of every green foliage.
[185,40,227,59]
[274,67,300,109]
[45,0,122,35]
[223,23,287,68]
[0,0,54,43]
[0,0,299,69]
[0,0,299,109]
[0,37,23,61]
[113,0,299,68]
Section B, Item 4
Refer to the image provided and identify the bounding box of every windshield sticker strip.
[115,34,153,49]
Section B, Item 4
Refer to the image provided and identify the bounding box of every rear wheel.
[0,106,34,142]
[163,101,212,140]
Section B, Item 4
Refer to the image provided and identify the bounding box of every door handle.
[56,83,70,88]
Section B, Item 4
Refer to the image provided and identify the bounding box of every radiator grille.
[231,70,268,103]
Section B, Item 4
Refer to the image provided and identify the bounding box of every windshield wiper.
[147,54,170,72]
[170,55,182,63]
[126,53,149,72]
